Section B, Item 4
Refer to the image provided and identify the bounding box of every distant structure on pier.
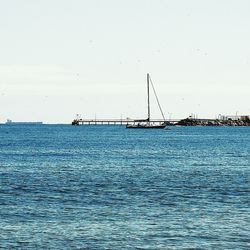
[219,115,250,121]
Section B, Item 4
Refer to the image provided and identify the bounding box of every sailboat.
[126,73,167,129]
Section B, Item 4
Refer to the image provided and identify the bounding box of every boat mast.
[147,73,150,122]
[149,74,166,121]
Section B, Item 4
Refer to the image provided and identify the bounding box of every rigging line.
[149,75,166,121]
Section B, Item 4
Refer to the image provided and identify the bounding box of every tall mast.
[147,73,150,122]
[148,75,166,121]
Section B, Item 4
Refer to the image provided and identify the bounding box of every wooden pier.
[72,118,179,126]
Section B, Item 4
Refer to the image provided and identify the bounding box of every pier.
[72,118,178,126]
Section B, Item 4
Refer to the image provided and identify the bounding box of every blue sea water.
[0,125,249,249]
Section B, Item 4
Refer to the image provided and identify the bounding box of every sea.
[0,125,249,249]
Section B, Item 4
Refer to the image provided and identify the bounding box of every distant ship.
[5,119,43,125]
[126,74,167,129]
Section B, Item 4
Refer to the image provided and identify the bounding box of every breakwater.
[176,118,250,126]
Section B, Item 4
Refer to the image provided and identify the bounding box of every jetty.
[72,116,250,126]
[72,118,178,126]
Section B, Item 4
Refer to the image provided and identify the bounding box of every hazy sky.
[0,0,249,123]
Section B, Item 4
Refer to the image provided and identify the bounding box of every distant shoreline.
[1,117,249,126]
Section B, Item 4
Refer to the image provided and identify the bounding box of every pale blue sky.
[0,0,249,123]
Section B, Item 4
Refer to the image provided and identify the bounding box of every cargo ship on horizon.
[5,119,43,125]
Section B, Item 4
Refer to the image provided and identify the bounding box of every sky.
[0,0,249,123]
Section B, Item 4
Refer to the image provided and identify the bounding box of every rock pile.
[176,118,250,126]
